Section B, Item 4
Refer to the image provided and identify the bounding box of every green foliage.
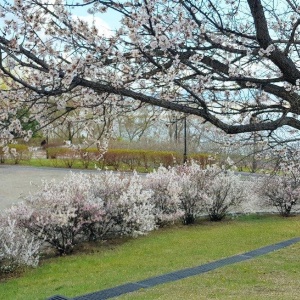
[8,144,29,152]
[6,108,40,138]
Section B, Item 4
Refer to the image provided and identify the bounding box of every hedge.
[0,144,32,164]
[45,147,210,170]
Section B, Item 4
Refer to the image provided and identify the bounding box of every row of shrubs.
[0,163,243,273]
[0,144,32,164]
[0,144,210,170]
[1,160,298,275]
[47,147,211,169]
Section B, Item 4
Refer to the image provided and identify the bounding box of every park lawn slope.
[0,215,299,300]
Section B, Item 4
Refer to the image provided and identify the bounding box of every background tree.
[0,0,300,143]
[115,105,159,142]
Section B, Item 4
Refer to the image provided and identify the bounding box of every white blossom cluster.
[145,166,184,225]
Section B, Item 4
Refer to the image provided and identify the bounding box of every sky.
[0,1,122,36]
[71,4,122,33]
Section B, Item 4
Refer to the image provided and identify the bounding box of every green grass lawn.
[1,215,299,300]
[117,243,300,300]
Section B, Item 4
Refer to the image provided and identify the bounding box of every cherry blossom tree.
[1,0,300,144]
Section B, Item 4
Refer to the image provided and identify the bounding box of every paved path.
[0,165,99,209]
[49,237,300,300]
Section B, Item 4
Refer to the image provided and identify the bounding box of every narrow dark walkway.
[49,237,300,300]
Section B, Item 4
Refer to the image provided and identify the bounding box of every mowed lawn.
[117,239,300,300]
[1,215,299,300]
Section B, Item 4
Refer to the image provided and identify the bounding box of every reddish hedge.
[45,147,210,170]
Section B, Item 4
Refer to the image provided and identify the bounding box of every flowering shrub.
[176,163,208,224]
[89,172,155,239]
[146,162,247,224]
[0,212,40,273]
[202,168,246,221]
[145,166,183,226]
[6,172,155,255]
[0,160,252,275]
[260,152,300,216]
[21,173,104,255]
[261,175,299,216]
[175,163,246,223]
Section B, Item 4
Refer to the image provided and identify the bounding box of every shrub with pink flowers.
[19,173,105,255]
[8,172,155,256]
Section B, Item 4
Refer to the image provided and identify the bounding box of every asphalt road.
[0,165,100,210]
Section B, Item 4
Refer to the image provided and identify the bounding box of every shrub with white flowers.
[176,163,208,224]
[176,163,246,223]
[147,162,247,224]
[260,150,300,216]
[0,211,40,273]
[11,172,155,255]
[202,167,247,221]
[145,166,183,226]
[89,171,155,239]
